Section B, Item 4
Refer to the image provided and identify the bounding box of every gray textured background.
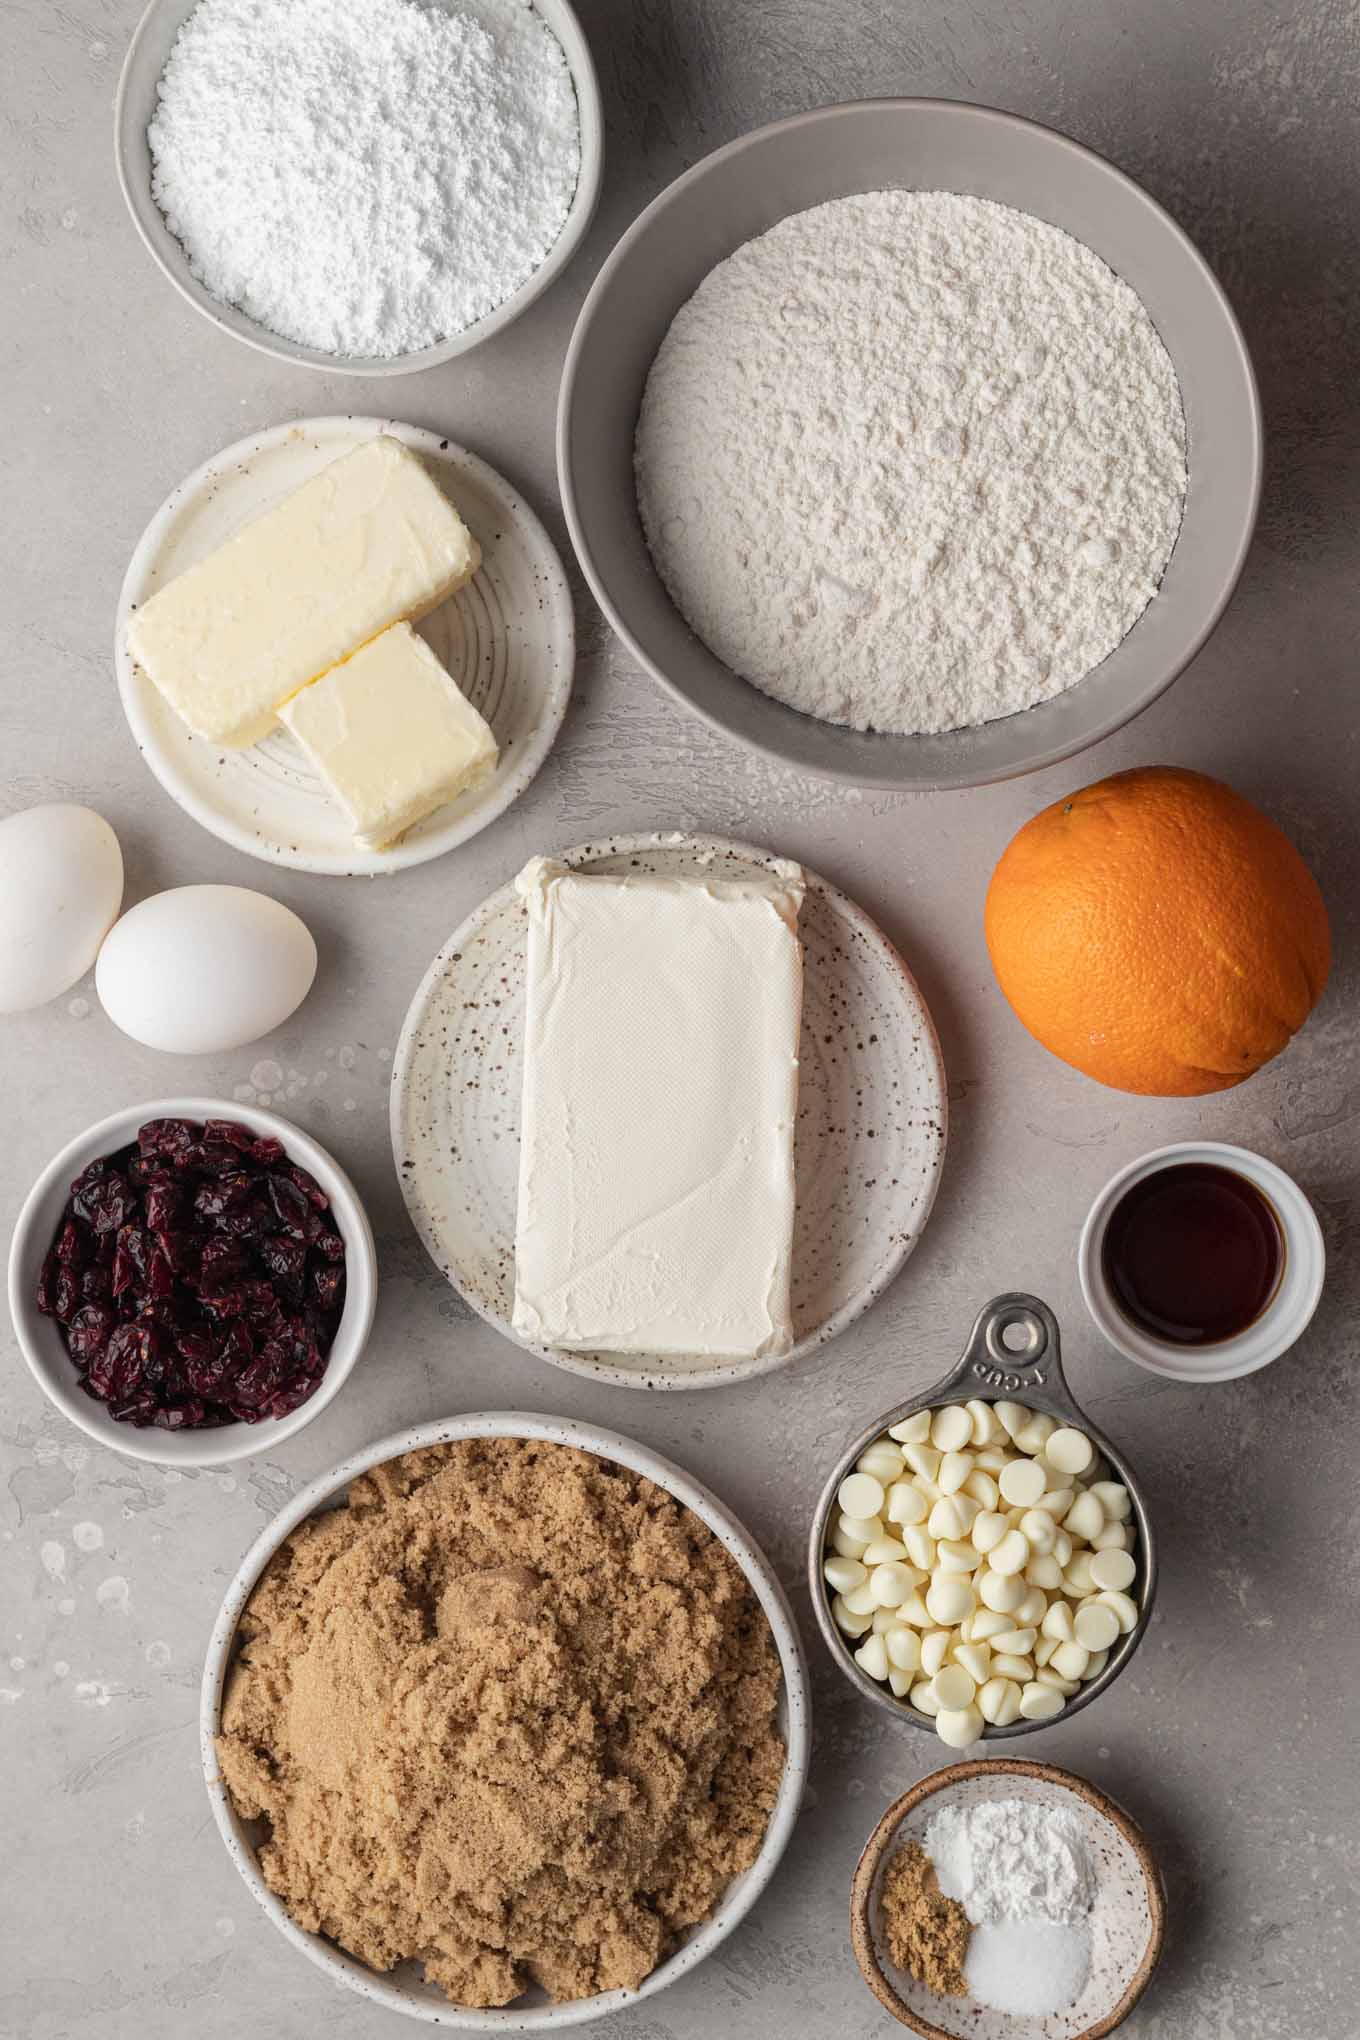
[4,0,1359,2033]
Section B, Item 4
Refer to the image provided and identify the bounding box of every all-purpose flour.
[148,0,580,358]
[636,191,1187,735]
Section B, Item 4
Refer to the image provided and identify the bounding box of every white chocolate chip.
[988,1528,1031,1576]
[963,1469,1000,1510]
[1019,1509,1057,1555]
[901,1443,942,1482]
[1035,1668,1080,1696]
[1014,1413,1056,1455]
[1051,1639,1091,1681]
[839,1472,886,1519]
[1018,1681,1065,1720]
[966,1399,1001,1446]
[842,1581,877,1616]
[936,1539,983,1575]
[861,1537,911,1566]
[889,1409,933,1445]
[1025,1554,1063,1590]
[854,1633,890,1680]
[1096,1588,1139,1633]
[832,1594,872,1636]
[885,1626,922,1672]
[886,1482,928,1527]
[999,1459,1046,1509]
[1015,1586,1048,1628]
[935,1704,984,1748]
[857,1441,906,1483]
[1042,1601,1076,1643]
[910,1680,941,1716]
[902,1525,937,1571]
[971,1511,1010,1555]
[869,1562,918,1608]
[991,1652,1036,1682]
[1074,1601,1121,1653]
[993,1401,1031,1440]
[954,1640,992,1686]
[921,1629,953,1677]
[1090,1547,1137,1593]
[839,1513,883,1546]
[1091,1480,1132,1521]
[979,1568,1026,1615]
[830,1524,871,1558]
[926,1575,976,1627]
[932,1663,977,1711]
[1092,1522,1133,1551]
[1046,1427,1095,1477]
[931,1405,974,1453]
[1063,1490,1105,1543]
[978,1676,1022,1726]
[901,1591,934,1628]
[888,1665,913,1698]
[970,1608,1012,1641]
[824,1555,868,1593]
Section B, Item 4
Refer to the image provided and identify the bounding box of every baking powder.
[636,190,1187,735]
[148,0,580,357]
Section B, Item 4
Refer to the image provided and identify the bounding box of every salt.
[926,1797,1096,2018]
[148,0,581,358]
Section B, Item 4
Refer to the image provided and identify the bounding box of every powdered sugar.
[635,190,1187,735]
[148,0,580,358]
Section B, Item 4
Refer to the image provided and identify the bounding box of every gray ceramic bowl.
[558,98,1262,790]
[115,0,603,376]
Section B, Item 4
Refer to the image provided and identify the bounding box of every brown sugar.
[880,1838,972,1996]
[215,1438,785,2008]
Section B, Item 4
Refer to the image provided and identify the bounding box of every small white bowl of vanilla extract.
[1078,1142,1325,1382]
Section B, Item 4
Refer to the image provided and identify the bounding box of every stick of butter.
[512,856,804,1360]
[127,436,480,747]
[279,623,498,849]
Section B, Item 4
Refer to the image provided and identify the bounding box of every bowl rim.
[389,828,948,1389]
[1077,1140,1326,1382]
[199,1410,812,2027]
[113,0,605,376]
[806,1293,1158,1738]
[557,94,1264,791]
[7,1095,377,1466]
[848,1757,1166,2038]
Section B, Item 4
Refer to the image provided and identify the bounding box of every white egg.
[0,804,123,1012]
[95,885,316,1053]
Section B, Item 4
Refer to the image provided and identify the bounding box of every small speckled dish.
[850,1760,1165,2037]
[115,417,574,875]
[390,832,948,1388]
[201,1411,811,2028]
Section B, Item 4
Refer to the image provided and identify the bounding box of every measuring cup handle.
[933,1292,1076,1411]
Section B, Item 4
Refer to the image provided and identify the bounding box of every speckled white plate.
[115,417,574,875]
[851,1761,1165,2039]
[391,832,948,1388]
[201,1411,811,2028]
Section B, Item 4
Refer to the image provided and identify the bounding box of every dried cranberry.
[43,1117,346,1432]
[73,1170,135,1234]
[55,1218,91,1267]
[138,1119,196,1157]
[66,1303,114,1367]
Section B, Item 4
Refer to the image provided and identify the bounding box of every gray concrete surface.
[4,0,1359,2033]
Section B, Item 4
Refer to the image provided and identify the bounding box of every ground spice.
[881,1838,973,1996]
[216,1438,784,2007]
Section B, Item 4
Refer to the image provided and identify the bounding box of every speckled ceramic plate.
[391,832,948,1388]
[201,1412,811,2028]
[115,417,574,874]
[850,1761,1165,2039]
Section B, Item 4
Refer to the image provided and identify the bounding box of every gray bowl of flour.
[558,98,1261,791]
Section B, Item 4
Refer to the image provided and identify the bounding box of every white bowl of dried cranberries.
[8,1097,377,1466]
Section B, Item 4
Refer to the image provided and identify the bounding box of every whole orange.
[984,766,1331,1096]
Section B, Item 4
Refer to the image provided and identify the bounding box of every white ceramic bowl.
[8,1098,377,1465]
[114,0,604,376]
[1078,1141,1325,1383]
[559,98,1262,790]
[200,1412,811,2028]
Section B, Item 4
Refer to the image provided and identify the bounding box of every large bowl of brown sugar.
[200,1414,810,2026]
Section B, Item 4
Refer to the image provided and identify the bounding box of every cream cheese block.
[280,624,498,849]
[127,436,480,747]
[512,856,804,1360]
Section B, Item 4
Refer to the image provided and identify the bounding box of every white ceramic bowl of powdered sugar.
[115,0,603,373]
[559,98,1262,790]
